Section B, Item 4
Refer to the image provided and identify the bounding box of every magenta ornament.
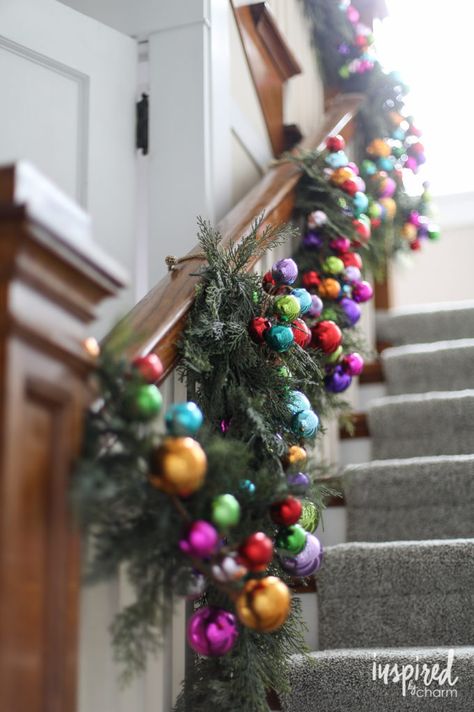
[187,607,239,656]
[352,280,373,303]
[179,521,219,558]
[279,533,323,577]
[344,352,364,376]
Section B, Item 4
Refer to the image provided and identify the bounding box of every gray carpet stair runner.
[283,302,474,711]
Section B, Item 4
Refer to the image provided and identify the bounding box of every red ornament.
[262,270,276,293]
[410,239,422,251]
[341,252,363,269]
[326,134,345,152]
[133,354,164,383]
[238,532,274,572]
[249,317,271,344]
[341,179,359,197]
[270,496,303,527]
[291,318,311,348]
[311,320,342,354]
[302,270,321,290]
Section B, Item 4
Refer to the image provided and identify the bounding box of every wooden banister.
[0,162,125,712]
[106,93,364,378]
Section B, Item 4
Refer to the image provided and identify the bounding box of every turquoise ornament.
[265,325,294,352]
[274,295,301,322]
[291,288,312,315]
[287,390,311,416]
[165,401,203,436]
[353,191,369,216]
[291,409,319,438]
[211,494,241,528]
[325,150,349,169]
[276,524,307,556]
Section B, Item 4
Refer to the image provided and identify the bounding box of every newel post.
[0,163,125,712]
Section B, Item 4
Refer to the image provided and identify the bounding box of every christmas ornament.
[274,295,301,322]
[326,134,345,152]
[340,297,361,326]
[287,472,310,493]
[298,500,319,533]
[211,494,241,529]
[311,321,342,354]
[133,353,164,383]
[249,316,271,343]
[150,437,207,496]
[265,325,294,352]
[308,294,323,318]
[238,532,273,571]
[279,533,323,577]
[165,401,203,436]
[325,366,352,393]
[270,496,303,527]
[291,287,312,315]
[318,277,341,300]
[126,384,163,420]
[291,409,319,438]
[187,607,239,656]
[179,520,219,558]
[272,258,298,285]
[343,352,364,376]
[285,445,307,466]
[352,280,373,303]
[276,524,307,555]
[236,577,290,632]
[287,390,311,415]
[291,318,312,347]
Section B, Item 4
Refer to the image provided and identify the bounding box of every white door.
[0,0,138,329]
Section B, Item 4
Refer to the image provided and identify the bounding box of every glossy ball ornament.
[279,533,323,577]
[291,288,312,315]
[298,500,319,533]
[326,134,345,152]
[323,256,345,275]
[287,390,311,415]
[249,316,271,344]
[236,576,290,632]
[352,280,373,303]
[179,520,219,558]
[325,366,352,393]
[343,352,364,376]
[340,297,361,327]
[311,320,342,354]
[326,345,343,364]
[428,224,440,240]
[262,270,276,292]
[272,258,298,285]
[133,353,164,383]
[165,401,203,436]
[128,384,163,420]
[318,278,341,300]
[291,318,311,348]
[303,231,323,250]
[330,236,351,254]
[291,409,319,438]
[308,294,323,318]
[302,270,321,290]
[271,496,303,527]
[353,191,369,216]
[325,150,349,169]
[265,325,294,352]
[274,295,301,322]
[276,524,307,555]
[239,532,274,572]
[150,437,207,496]
[211,494,241,529]
[187,607,239,657]
[307,210,327,228]
[341,251,362,269]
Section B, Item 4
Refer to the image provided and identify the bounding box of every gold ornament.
[318,278,340,300]
[330,166,355,186]
[236,576,290,632]
[286,445,307,466]
[367,138,391,158]
[149,437,206,496]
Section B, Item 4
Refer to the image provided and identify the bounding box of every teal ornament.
[291,288,312,315]
[165,401,203,436]
[291,409,319,438]
[325,150,349,169]
[265,325,294,352]
[361,159,377,176]
[128,384,163,420]
[287,390,311,416]
[211,494,241,529]
[323,256,344,275]
[378,157,394,172]
[274,294,301,322]
[239,479,256,495]
[353,191,369,217]
[276,524,307,556]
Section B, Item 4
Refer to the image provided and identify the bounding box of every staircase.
[282,301,474,711]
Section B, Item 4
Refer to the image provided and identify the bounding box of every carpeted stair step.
[282,647,474,712]
[376,300,474,346]
[317,540,474,649]
[344,455,474,542]
[382,339,474,395]
[368,390,474,460]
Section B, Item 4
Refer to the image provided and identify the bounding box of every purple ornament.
[272,258,298,285]
[344,352,364,376]
[352,280,373,303]
[339,297,361,327]
[325,365,352,393]
[303,231,323,250]
[307,294,323,318]
[287,472,311,493]
[330,236,351,253]
[344,266,361,283]
[187,607,239,656]
[279,533,323,577]
[179,521,219,558]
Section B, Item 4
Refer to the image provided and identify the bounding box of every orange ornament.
[318,278,340,300]
[149,437,207,496]
[367,138,391,158]
[236,576,291,632]
[330,166,355,186]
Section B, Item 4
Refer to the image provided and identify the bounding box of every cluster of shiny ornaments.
[337,1,376,78]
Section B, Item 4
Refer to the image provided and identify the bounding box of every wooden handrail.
[106,93,364,379]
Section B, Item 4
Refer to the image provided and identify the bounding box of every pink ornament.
[187,607,239,656]
[179,521,219,558]
[352,280,373,303]
[343,352,364,376]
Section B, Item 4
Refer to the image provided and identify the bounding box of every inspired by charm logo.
[372,650,459,698]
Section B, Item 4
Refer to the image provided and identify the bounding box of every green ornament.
[274,295,301,322]
[298,500,319,533]
[428,224,440,240]
[326,345,343,364]
[211,494,241,529]
[321,307,338,322]
[323,256,344,275]
[128,384,163,419]
[265,325,294,352]
[276,524,307,555]
[339,65,350,79]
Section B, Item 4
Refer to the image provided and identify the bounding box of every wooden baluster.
[0,163,125,712]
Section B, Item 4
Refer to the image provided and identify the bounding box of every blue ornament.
[353,191,369,217]
[378,157,394,172]
[291,288,312,315]
[265,325,294,352]
[287,390,311,416]
[325,150,348,169]
[291,409,319,438]
[165,402,204,436]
